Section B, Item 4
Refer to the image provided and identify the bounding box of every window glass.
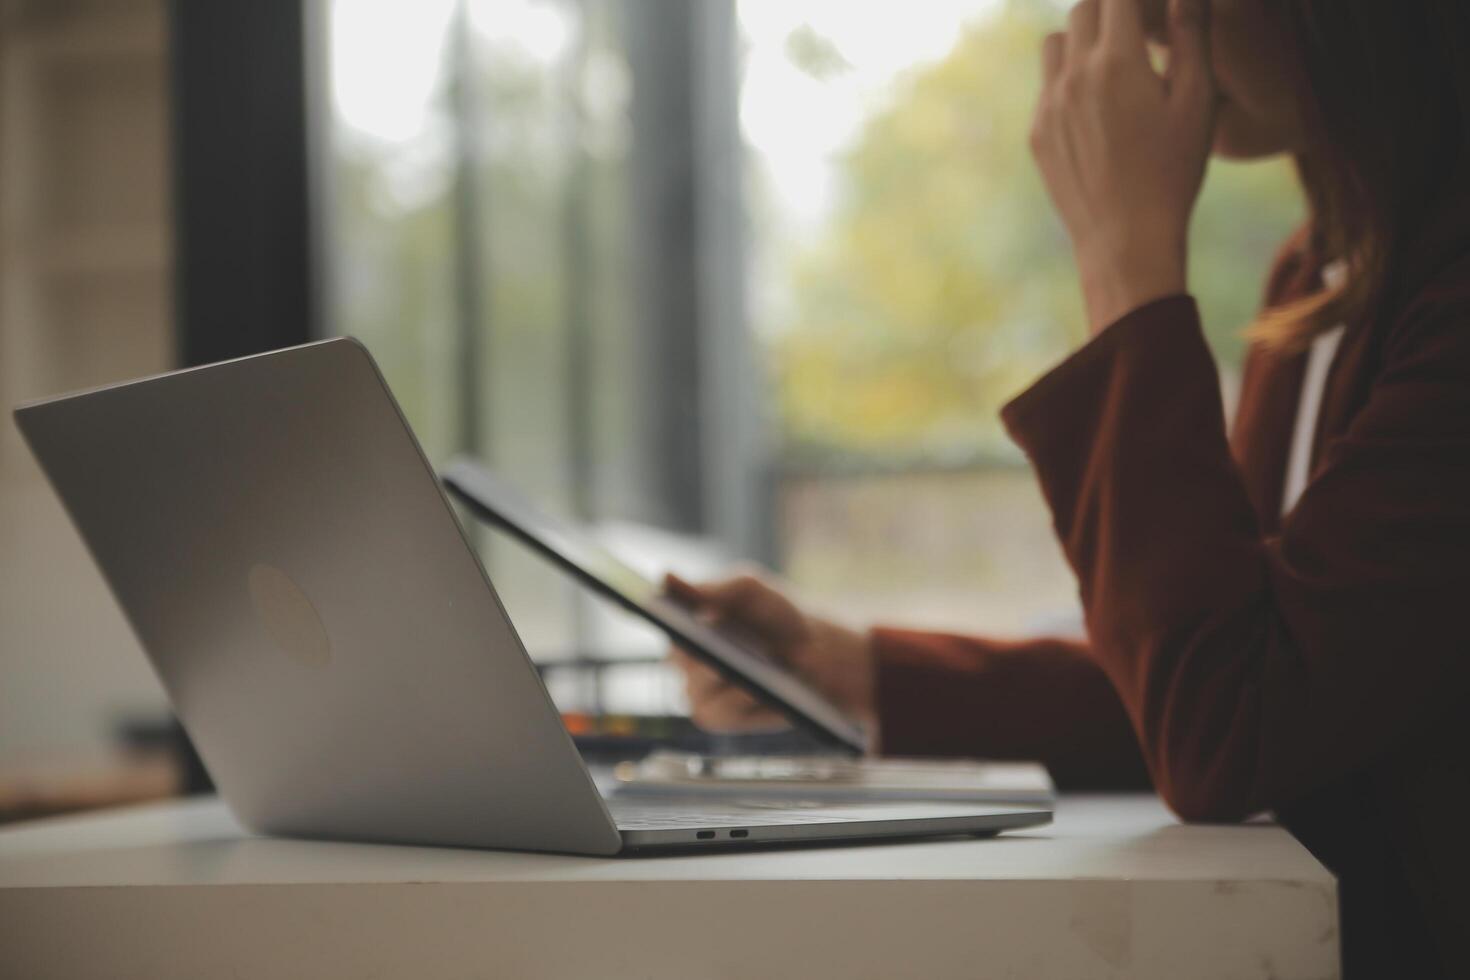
[740,0,1301,633]
[322,0,1304,710]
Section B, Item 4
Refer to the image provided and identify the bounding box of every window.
[319,0,1302,711]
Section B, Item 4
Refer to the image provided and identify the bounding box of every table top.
[0,793,1340,980]
[0,791,1333,888]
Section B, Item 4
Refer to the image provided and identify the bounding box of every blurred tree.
[332,3,636,491]
[772,0,1304,460]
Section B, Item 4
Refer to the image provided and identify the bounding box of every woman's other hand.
[1030,0,1218,334]
[664,572,877,732]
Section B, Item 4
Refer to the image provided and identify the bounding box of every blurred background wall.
[0,0,172,768]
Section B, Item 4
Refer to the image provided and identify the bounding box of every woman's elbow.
[1159,781,1255,823]
[1151,743,1262,824]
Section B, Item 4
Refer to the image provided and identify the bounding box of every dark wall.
[170,0,317,367]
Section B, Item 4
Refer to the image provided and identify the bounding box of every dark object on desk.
[170,719,215,795]
[116,716,216,796]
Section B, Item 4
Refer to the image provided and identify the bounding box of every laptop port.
[696,830,715,840]
[729,829,749,839]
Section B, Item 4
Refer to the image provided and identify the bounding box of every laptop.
[13,338,1051,854]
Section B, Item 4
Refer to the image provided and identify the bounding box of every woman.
[670,0,1470,975]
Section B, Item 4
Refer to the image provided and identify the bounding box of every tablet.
[441,457,869,755]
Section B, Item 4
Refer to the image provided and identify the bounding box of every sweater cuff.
[871,626,980,757]
[1000,294,1202,455]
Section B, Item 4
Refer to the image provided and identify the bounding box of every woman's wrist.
[820,619,877,727]
[1075,234,1188,335]
[852,627,881,751]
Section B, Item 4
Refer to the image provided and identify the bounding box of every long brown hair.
[1250,0,1470,351]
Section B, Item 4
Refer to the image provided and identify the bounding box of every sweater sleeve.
[873,628,1152,790]
[998,292,1470,821]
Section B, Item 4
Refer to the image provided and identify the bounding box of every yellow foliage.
[772,0,1303,459]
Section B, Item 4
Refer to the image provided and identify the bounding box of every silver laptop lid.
[14,339,622,855]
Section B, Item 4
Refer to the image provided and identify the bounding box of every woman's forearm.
[872,627,1152,791]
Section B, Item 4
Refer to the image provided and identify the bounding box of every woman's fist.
[664,572,877,734]
[1030,0,1218,334]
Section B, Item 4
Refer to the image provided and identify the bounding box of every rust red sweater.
[871,235,1470,978]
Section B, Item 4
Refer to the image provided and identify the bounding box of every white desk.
[0,794,1338,979]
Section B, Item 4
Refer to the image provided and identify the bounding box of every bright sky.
[329,0,1001,223]
[330,0,455,145]
[738,0,1000,230]
[334,0,584,135]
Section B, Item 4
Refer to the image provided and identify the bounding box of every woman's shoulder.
[1394,193,1470,298]
[1381,248,1470,371]
[1393,193,1470,320]
[1402,249,1470,311]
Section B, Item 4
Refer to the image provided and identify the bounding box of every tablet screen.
[441,457,868,754]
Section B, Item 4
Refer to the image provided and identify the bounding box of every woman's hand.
[1030,0,1218,334]
[664,572,877,732]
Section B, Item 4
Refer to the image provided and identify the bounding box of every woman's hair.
[1250,0,1470,351]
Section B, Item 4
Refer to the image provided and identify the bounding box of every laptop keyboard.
[605,798,863,829]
